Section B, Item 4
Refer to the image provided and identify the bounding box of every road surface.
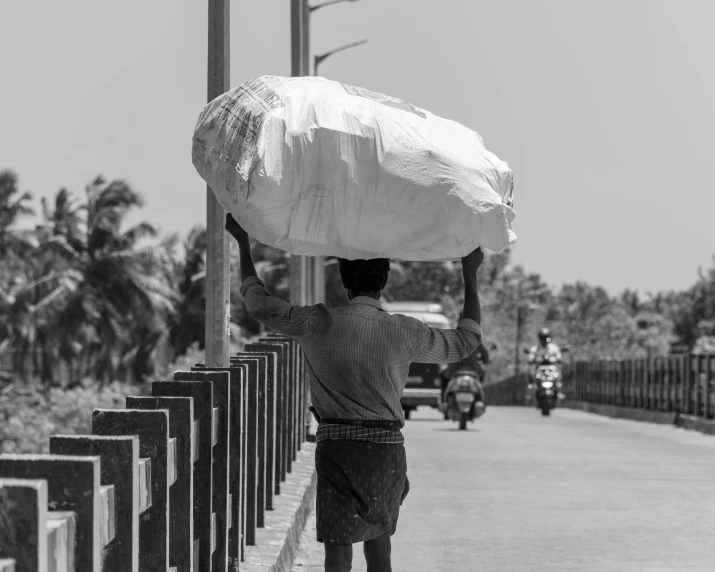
[291,406,715,571]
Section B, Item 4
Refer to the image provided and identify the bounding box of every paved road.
[292,407,715,572]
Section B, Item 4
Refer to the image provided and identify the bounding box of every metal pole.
[301,0,318,305]
[515,305,525,377]
[205,0,230,367]
[290,0,308,306]
[314,39,368,76]
[301,0,310,77]
[303,1,325,305]
[289,0,324,305]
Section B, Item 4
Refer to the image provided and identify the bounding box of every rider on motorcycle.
[526,328,564,405]
[528,328,562,371]
[440,343,490,402]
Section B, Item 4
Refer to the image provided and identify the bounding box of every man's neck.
[351,291,380,300]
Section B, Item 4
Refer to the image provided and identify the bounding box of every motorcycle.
[440,369,486,430]
[526,348,568,416]
[533,359,561,416]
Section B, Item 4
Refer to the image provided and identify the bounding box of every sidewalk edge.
[243,442,317,572]
[563,401,715,436]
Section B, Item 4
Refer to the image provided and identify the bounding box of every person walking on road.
[226,213,485,572]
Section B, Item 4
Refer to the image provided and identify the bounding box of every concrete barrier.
[0,336,315,572]
[563,400,715,436]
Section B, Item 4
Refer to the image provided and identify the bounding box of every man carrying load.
[226,214,485,572]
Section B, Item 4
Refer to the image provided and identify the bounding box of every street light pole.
[310,0,360,12]
[314,39,367,76]
[289,0,312,306]
[288,0,363,307]
[515,305,526,377]
[205,0,230,368]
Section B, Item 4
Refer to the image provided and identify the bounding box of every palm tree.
[0,170,35,257]
[169,226,207,357]
[19,176,176,384]
[0,170,37,382]
[38,188,84,250]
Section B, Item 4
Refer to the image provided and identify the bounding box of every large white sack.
[192,75,516,261]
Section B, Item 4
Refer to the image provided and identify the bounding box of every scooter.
[534,362,559,416]
[440,369,486,430]
[529,351,568,416]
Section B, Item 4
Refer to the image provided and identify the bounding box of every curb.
[563,401,715,436]
[243,442,317,572]
[675,414,715,435]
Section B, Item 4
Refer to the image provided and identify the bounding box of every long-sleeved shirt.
[240,276,483,443]
[528,342,562,366]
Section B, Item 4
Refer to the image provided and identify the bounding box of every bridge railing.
[483,373,530,405]
[0,334,310,572]
[563,354,715,420]
[486,354,715,421]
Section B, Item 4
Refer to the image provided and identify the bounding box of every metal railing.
[484,373,530,406]
[564,354,715,419]
[0,335,310,572]
[486,354,715,422]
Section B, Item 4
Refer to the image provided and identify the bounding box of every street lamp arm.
[314,39,368,73]
[310,0,360,13]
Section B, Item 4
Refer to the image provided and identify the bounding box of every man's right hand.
[225,213,249,244]
[462,247,485,278]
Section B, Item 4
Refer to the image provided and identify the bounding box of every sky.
[1,0,713,295]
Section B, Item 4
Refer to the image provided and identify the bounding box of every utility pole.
[205,0,230,367]
[290,0,325,306]
[515,305,526,377]
[290,0,310,306]
[288,0,365,306]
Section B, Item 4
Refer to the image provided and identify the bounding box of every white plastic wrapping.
[192,75,516,260]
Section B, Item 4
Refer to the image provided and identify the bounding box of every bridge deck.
[292,407,715,571]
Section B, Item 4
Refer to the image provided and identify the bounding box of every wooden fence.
[0,334,309,572]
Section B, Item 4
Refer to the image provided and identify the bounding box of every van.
[382,301,452,419]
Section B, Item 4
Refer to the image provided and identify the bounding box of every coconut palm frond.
[40,235,85,264]
[116,222,158,248]
[159,232,180,258]
[22,269,82,297]
[108,245,171,271]
[190,269,206,283]
[185,226,207,250]
[28,284,75,315]
[125,272,177,312]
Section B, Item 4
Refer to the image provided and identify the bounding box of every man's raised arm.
[412,247,485,364]
[225,214,325,341]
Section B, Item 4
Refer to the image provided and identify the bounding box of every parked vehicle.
[441,369,486,429]
[382,301,451,419]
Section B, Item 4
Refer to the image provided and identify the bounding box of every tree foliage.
[1,168,712,388]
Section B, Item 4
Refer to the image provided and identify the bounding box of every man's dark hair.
[338,258,390,293]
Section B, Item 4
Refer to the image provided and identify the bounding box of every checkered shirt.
[240,276,483,443]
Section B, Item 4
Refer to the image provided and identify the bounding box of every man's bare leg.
[364,533,392,572]
[325,542,353,572]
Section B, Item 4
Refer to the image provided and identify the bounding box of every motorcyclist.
[528,328,562,369]
[440,343,490,403]
[526,328,564,404]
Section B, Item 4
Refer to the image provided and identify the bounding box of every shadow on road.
[431,427,482,433]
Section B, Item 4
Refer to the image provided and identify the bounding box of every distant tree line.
[1,169,713,386]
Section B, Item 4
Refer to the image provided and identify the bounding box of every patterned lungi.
[315,438,410,544]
